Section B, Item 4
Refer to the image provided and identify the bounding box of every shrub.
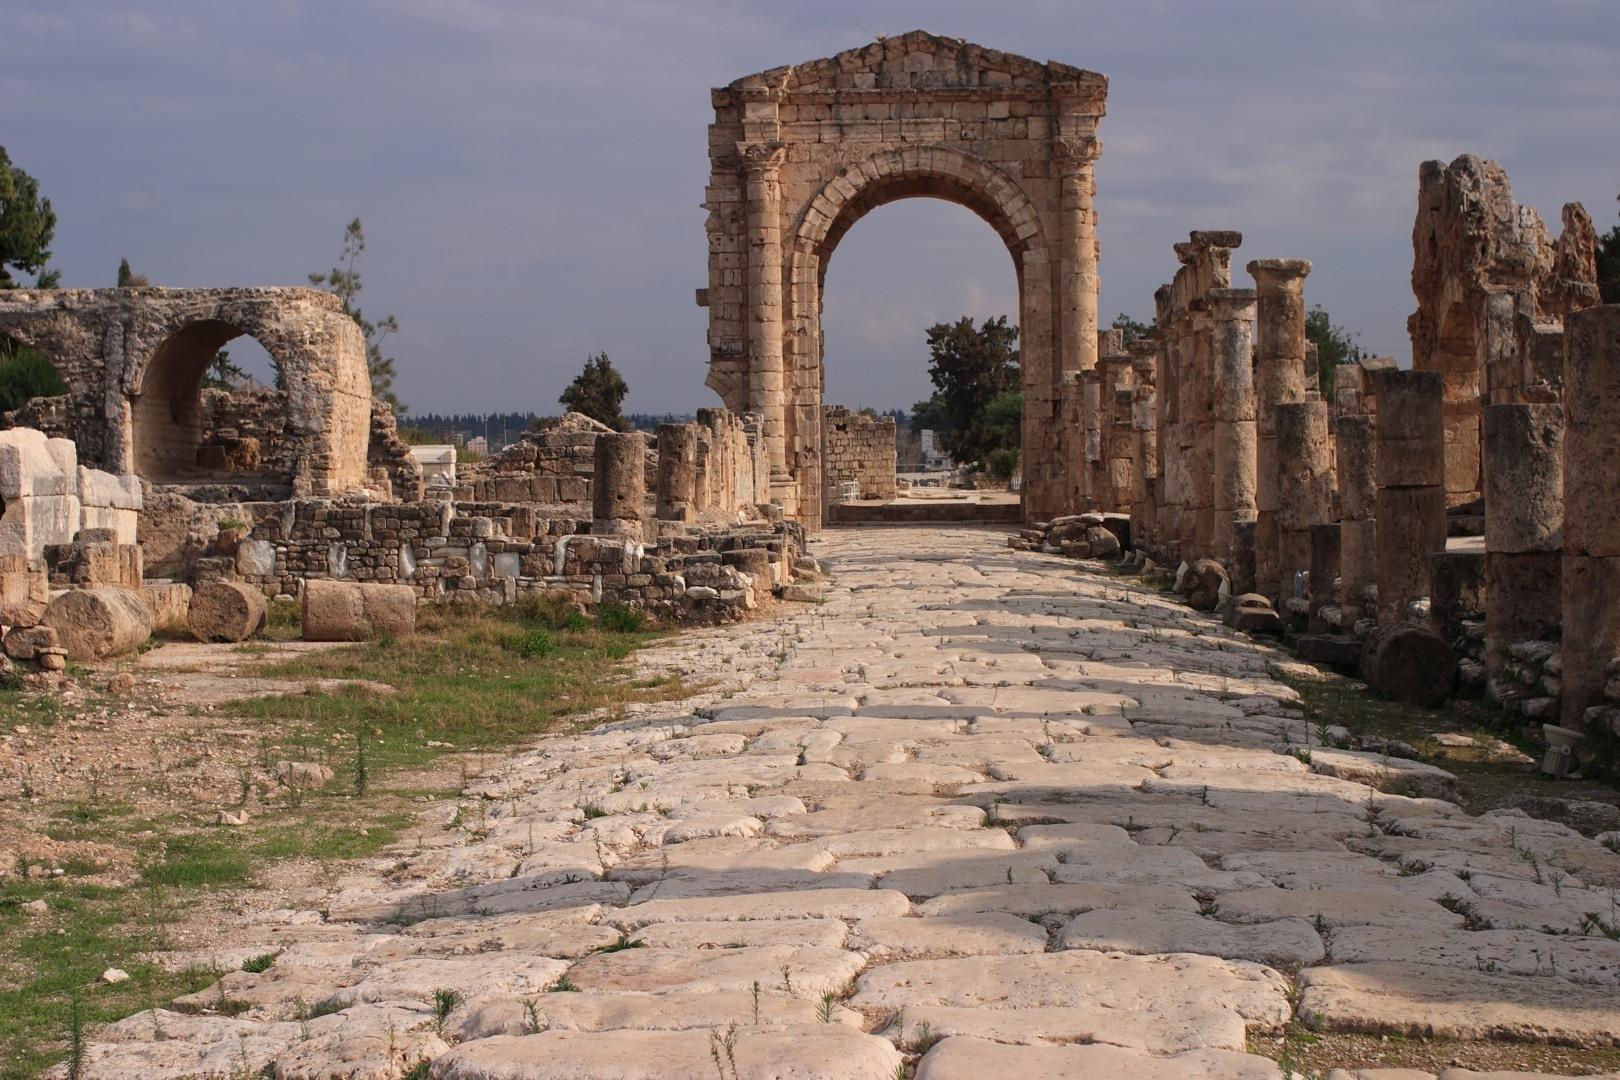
[987,447,1020,482]
[598,604,645,633]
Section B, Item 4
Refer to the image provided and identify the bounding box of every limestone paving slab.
[1300,961,1620,1044]
[1056,907,1326,966]
[914,1038,1285,1080]
[429,1027,904,1080]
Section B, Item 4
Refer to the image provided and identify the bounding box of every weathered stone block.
[1482,403,1563,554]
[1375,485,1447,623]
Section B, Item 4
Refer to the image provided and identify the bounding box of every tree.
[1305,305,1363,400]
[1110,312,1153,344]
[116,258,149,288]
[0,147,57,289]
[910,393,950,439]
[924,314,1020,465]
[202,349,247,391]
[1598,191,1620,305]
[310,218,404,413]
[559,353,629,431]
[0,336,67,413]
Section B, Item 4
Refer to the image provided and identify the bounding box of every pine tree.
[0,147,57,289]
[310,219,404,412]
[559,353,630,431]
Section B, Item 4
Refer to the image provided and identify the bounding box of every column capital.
[736,140,786,177]
[1206,287,1258,322]
[1246,258,1313,290]
[1052,135,1101,172]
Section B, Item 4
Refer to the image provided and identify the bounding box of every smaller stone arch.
[0,287,372,496]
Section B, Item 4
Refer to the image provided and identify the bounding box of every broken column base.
[1361,623,1458,708]
[1295,634,1364,669]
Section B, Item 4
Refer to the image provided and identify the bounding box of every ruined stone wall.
[194,388,293,480]
[1408,155,1599,507]
[0,287,371,497]
[366,403,423,503]
[820,406,897,503]
[233,498,803,624]
[704,31,1106,526]
[453,410,768,520]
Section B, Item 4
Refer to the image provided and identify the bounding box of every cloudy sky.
[4,1,1617,416]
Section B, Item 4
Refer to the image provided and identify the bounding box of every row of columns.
[1113,232,1620,736]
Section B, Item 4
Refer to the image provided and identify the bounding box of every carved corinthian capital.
[1052,135,1101,173]
[737,141,787,177]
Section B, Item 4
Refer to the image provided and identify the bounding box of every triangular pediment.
[727,30,1101,94]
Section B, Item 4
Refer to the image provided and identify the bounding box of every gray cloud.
[3,0,1616,414]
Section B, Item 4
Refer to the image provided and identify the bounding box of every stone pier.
[1481,404,1563,679]
[1561,305,1620,730]
[1373,370,1447,624]
[655,424,698,523]
[1128,339,1159,552]
[1248,259,1312,601]
[1209,288,1258,566]
[1275,400,1332,607]
[1336,414,1378,628]
[591,432,646,537]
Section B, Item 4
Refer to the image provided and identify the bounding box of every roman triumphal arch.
[701,31,1107,526]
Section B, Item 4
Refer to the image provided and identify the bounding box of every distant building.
[409,445,457,488]
[919,430,951,471]
[465,436,489,457]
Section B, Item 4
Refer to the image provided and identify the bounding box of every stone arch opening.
[818,197,1019,412]
[132,318,288,483]
[789,150,1050,525]
[799,167,1034,521]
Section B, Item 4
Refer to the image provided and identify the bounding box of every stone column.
[1308,522,1341,633]
[1208,288,1258,565]
[1276,401,1333,606]
[739,141,789,484]
[1373,369,1447,623]
[1190,312,1217,558]
[1562,306,1620,731]
[592,432,646,537]
[1056,137,1102,381]
[1481,404,1563,680]
[1336,414,1378,627]
[1081,368,1103,510]
[1129,339,1159,551]
[1247,259,1312,601]
[655,423,698,523]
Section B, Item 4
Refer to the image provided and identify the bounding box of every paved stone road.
[77,528,1620,1078]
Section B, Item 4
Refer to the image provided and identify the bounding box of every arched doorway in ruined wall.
[701,32,1107,529]
[0,288,372,496]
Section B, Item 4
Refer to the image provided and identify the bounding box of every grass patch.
[0,602,689,1076]
[1285,672,1619,814]
[229,603,684,775]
